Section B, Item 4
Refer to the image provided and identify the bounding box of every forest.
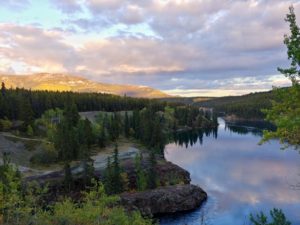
[196,90,276,119]
[0,83,217,224]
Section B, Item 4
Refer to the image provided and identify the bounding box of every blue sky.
[0,0,299,96]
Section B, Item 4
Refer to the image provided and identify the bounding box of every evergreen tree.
[104,144,123,194]
[108,113,121,141]
[63,101,80,127]
[262,6,300,148]
[132,110,141,139]
[277,6,300,83]
[54,102,80,160]
[19,97,34,125]
[77,119,94,186]
[134,153,147,191]
[151,116,166,153]
[111,144,123,194]
[124,111,130,138]
[63,163,74,191]
[104,156,113,194]
[147,149,158,189]
[1,81,5,96]
[98,123,106,148]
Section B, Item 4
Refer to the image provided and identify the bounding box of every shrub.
[30,143,58,165]
[0,118,12,131]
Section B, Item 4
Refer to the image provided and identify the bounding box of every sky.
[0,0,299,97]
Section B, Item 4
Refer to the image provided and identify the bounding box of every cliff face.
[0,73,170,98]
[121,184,207,216]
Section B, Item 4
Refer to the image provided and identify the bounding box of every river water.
[160,118,300,225]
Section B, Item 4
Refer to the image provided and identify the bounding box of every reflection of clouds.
[164,120,300,224]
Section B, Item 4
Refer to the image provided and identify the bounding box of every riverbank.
[0,132,207,217]
[24,150,207,217]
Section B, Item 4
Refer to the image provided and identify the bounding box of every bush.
[0,118,12,131]
[30,143,58,165]
[250,208,291,225]
[0,158,154,225]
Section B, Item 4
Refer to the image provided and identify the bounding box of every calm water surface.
[160,118,300,225]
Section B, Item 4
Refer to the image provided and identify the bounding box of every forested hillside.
[0,82,155,121]
[196,90,276,119]
[161,90,276,119]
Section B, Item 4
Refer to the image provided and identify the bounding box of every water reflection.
[172,127,218,148]
[161,118,300,225]
[225,120,275,136]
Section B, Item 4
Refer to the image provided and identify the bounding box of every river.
[160,118,300,225]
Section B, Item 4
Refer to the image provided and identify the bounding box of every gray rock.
[121,184,207,216]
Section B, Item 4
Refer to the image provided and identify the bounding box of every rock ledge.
[121,184,207,216]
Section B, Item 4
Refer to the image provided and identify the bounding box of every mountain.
[0,73,170,98]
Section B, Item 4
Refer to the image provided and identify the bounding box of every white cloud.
[0,0,299,95]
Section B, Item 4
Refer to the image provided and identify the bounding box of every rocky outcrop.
[119,157,191,189]
[120,184,207,216]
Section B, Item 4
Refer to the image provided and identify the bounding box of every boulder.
[121,184,207,216]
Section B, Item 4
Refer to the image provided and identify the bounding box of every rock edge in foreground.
[121,184,207,216]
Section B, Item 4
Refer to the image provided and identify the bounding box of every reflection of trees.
[170,119,276,148]
[225,124,262,136]
[224,120,275,137]
[172,127,218,148]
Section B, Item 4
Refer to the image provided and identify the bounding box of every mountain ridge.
[0,73,170,98]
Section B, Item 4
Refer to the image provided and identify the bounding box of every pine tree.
[124,111,130,138]
[277,6,300,83]
[134,153,147,191]
[19,97,34,125]
[77,119,94,186]
[147,149,158,189]
[63,163,73,191]
[111,144,123,194]
[1,82,6,96]
[98,123,106,148]
[54,102,80,160]
[104,144,124,194]
[262,6,300,148]
[104,156,113,194]
[64,101,80,127]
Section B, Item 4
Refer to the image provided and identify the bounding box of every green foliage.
[124,111,130,138]
[63,163,74,191]
[54,102,80,161]
[0,86,155,122]
[35,108,63,140]
[30,143,58,165]
[0,118,12,131]
[263,6,300,148]
[26,124,34,136]
[0,153,46,224]
[37,181,152,225]
[198,91,274,119]
[262,85,300,147]
[104,156,113,194]
[134,153,147,191]
[277,6,300,82]
[250,209,291,225]
[147,149,158,189]
[0,159,153,225]
[104,145,124,194]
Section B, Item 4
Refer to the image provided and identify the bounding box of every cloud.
[1,0,30,10]
[0,0,299,95]
[0,24,80,73]
[64,0,298,77]
[50,0,82,14]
